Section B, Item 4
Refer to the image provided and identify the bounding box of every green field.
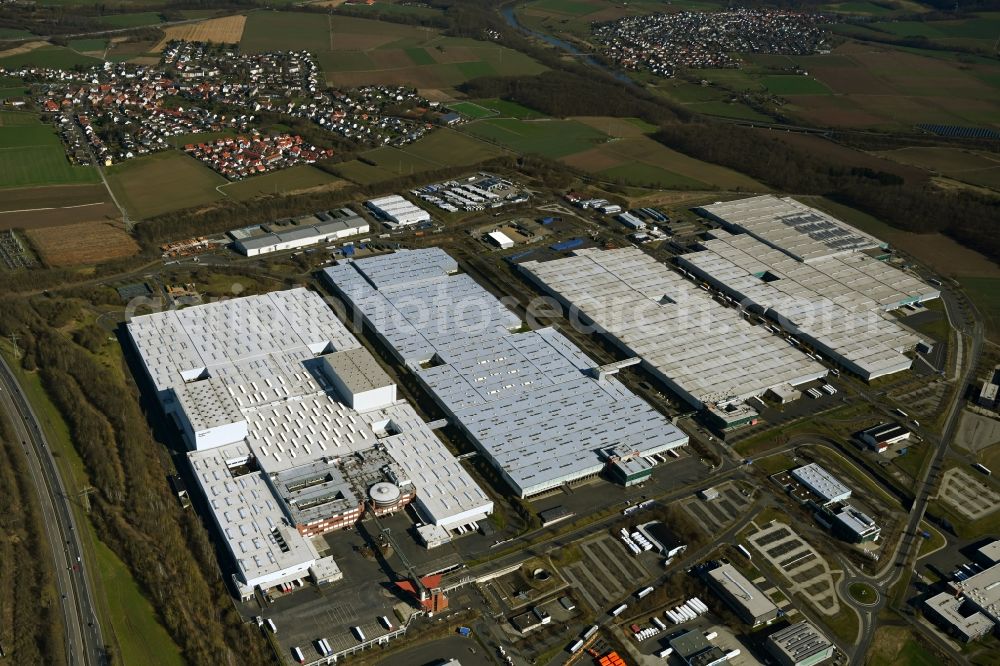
[0,45,103,69]
[0,27,34,39]
[760,75,832,95]
[459,118,607,158]
[68,38,108,53]
[472,98,548,119]
[335,129,506,184]
[95,539,184,666]
[601,163,706,189]
[867,14,1000,50]
[821,1,897,15]
[0,120,100,187]
[334,1,443,18]
[875,147,1000,190]
[0,86,29,100]
[220,165,340,201]
[240,12,545,90]
[959,277,1000,342]
[106,150,226,219]
[449,101,499,119]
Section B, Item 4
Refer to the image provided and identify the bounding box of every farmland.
[219,165,342,201]
[0,184,119,231]
[154,15,247,51]
[0,44,103,69]
[459,118,607,158]
[239,12,545,91]
[874,147,1000,191]
[333,129,507,185]
[106,150,226,219]
[26,220,139,267]
[0,114,100,188]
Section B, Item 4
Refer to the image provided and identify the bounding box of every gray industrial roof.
[323,249,689,497]
[955,561,1000,622]
[698,195,883,263]
[707,563,778,620]
[679,229,937,379]
[791,463,852,504]
[520,247,827,407]
[322,347,394,395]
[765,621,833,663]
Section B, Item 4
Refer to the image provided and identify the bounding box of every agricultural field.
[219,165,342,201]
[0,44,103,69]
[0,114,101,188]
[449,101,499,120]
[759,74,831,95]
[98,12,164,29]
[106,150,226,219]
[517,0,687,40]
[874,147,1000,191]
[239,12,545,92]
[860,13,1000,51]
[26,220,139,266]
[332,1,443,19]
[154,14,247,51]
[458,117,608,158]
[470,98,549,119]
[334,129,506,184]
[0,184,119,231]
[558,128,766,191]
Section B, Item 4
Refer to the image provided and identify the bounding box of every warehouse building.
[324,248,688,498]
[829,504,881,543]
[679,228,938,380]
[858,422,910,455]
[696,195,883,263]
[924,592,995,642]
[233,208,369,256]
[486,230,515,249]
[764,621,834,666]
[790,463,852,505]
[365,194,431,228]
[706,563,779,626]
[952,561,1000,627]
[520,248,827,411]
[128,288,492,597]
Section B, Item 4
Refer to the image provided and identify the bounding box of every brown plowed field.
[27,221,139,266]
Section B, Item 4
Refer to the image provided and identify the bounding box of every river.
[499,3,638,87]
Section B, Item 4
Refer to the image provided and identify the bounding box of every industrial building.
[828,504,881,543]
[790,463,852,505]
[365,194,431,228]
[231,208,369,256]
[764,621,834,666]
[681,201,939,380]
[951,560,1000,628]
[706,563,779,626]
[924,592,995,642]
[324,248,688,498]
[486,230,515,249]
[127,288,492,598]
[668,630,729,666]
[696,195,883,263]
[858,422,910,455]
[519,248,827,412]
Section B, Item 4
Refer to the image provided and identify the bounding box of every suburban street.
[0,356,105,666]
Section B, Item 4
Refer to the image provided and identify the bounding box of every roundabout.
[848,581,880,606]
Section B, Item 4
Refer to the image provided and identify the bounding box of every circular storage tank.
[369,482,402,508]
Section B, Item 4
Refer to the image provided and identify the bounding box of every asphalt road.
[0,357,105,666]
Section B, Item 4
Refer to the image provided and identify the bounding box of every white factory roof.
[791,463,851,504]
[765,621,833,664]
[487,230,515,248]
[698,195,883,263]
[707,563,778,619]
[926,592,995,639]
[189,441,318,586]
[955,561,1000,622]
[365,194,430,227]
[128,289,492,586]
[978,539,1000,565]
[324,249,689,497]
[680,229,937,379]
[520,247,827,407]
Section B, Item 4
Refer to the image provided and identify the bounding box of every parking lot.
[681,482,754,535]
[938,468,1000,521]
[557,533,651,614]
[748,521,841,615]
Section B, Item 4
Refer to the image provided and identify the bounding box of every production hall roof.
[679,229,937,379]
[791,463,852,504]
[698,195,883,263]
[323,248,689,498]
[128,288,492,588]
[520,247,827,408]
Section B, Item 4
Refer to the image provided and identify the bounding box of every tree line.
[0,297,273,666]
[652,123,1000,264]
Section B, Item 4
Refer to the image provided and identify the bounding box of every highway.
[0,356,105,666]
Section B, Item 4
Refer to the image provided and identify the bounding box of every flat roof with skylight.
[323,249,689,498]
[520,247,827,408]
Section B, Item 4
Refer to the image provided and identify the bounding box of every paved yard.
[748,521,841,616]
[557,533,650,613]
[680,481,754,535]
[938,468,1000,520]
